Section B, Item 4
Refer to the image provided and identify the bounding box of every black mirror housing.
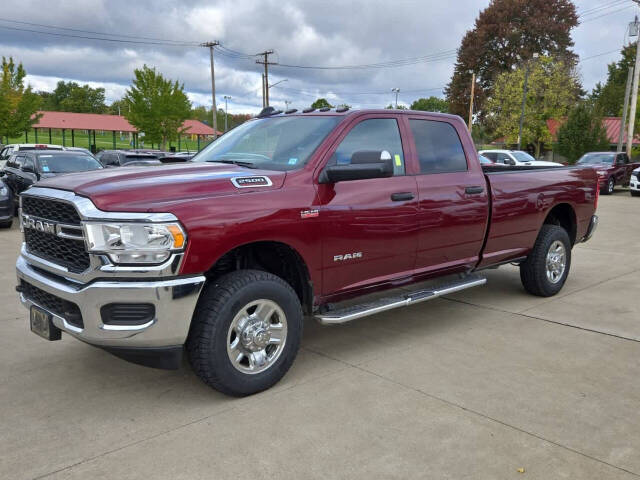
[320,150,394,184]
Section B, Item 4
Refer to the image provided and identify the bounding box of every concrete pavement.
[1,190,639,479]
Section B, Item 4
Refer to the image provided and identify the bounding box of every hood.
[33,162,286,212]
[578,163,613,170]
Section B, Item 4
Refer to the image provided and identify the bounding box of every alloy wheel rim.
[545,240,566,284]
[609,178,614,193]
[226,299,287,374]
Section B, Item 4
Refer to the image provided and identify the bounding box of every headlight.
[632,174,638,182]
[83,222,186,264]
[596,170,607,176]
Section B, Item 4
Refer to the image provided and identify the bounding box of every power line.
[0,24,198,46]
[580,4,636,23]
[578,0,629,18]
[0,17,200,45]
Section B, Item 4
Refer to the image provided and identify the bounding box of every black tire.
[187,270,303,396]
[631,190,640,197]
[602,177,614,195]
[0,220,12,228]
[520,225,571,297]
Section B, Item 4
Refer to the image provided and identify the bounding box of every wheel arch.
[543,203,577,246]
[204,241,314,314]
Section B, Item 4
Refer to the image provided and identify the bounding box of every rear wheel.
[520,225,571,297]
[187,270,303,396]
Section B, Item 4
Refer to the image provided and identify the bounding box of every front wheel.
[187,270,303,396]
[520,225,571,297]
[602,177,615,195]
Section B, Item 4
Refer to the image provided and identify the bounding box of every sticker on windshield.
[41,165,50,172]
[231,176,273,188]
[288,158,298,165]
[394,154,402,167]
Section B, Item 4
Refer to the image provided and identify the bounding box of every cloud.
[0,0,632,112]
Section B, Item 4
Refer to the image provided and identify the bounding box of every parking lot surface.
[1,191,639,479]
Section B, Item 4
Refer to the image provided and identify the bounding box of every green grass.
[6,129,211,153]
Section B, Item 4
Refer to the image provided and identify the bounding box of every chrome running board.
[315,275,486,325]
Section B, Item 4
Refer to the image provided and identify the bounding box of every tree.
[0,57,41,141]
[107,98,128,116]
[556,102,610,164]
[39,81,106,113]
[591,44,636,117]
[410,97,448,113]
[124,65,191,151]
[445,0,578,119]
[385,104,407,110]
[311,98,332,109]
[485,56,579,156]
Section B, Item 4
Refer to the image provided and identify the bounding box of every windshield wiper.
[207,159,258,169]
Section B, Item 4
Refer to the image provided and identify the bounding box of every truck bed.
[478,165,598,268]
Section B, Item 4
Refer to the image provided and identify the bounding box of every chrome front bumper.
[16,255,206,348]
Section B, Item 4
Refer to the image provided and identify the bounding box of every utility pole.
[628,11,640,155]
[391,88,400,108]
[468,71,476,133]
[201,41,220,139]
[256,50,276,107]
[618,68,634,153]
[223,95,231,132]
[285,100,292,110]
[518,53,539,151]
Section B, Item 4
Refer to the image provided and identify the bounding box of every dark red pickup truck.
[16,109,599,396]
[576,151,640,194]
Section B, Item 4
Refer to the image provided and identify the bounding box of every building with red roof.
[546,117,640,146]
[21,111,222,151]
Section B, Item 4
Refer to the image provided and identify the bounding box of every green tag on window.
[394,154,402,167]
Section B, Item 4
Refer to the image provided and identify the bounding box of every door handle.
[465,186,484,195]
[391,192,415,201]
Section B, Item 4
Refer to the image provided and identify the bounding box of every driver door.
[316,115,419,297]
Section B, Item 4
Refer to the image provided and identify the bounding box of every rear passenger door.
[317,115,419,296]
[407,116,489,275]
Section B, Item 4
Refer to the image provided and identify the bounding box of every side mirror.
[320,150,394,184]
[22,164,35,174]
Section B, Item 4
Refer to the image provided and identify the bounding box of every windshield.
[577,153,615,165]
[193,116,342,171]
[512,151,536,163]
[37,154,103,173]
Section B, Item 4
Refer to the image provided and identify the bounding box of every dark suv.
[96,150,161,167]
[2,150,103,203]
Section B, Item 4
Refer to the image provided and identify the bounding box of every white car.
[479,149,561,167]
[631,167,640,197]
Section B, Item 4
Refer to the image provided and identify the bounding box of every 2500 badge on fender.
[15,107,599,397]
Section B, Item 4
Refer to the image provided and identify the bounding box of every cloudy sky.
[0,0,636,114]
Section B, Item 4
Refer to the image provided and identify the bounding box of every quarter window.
[409,120,467,174]
[330,118,405,176]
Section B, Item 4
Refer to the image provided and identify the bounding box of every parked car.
[64,146,93,155]
[3,150,103,202]
[630,167,640,197]
[576,152,640,195]
[479,149,561,167]
[1,144,64,169]
[96,150,162,167]
[15,108,599,396]
[0,178,13,228]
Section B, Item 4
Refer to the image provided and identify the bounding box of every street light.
[223,95,232,132]
[517,52,539,150]
[268,79,288,89]
[284,100,292,110]
[391,87,400,108]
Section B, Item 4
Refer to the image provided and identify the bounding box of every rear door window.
[329,118,405,176]
[409,119,467,174]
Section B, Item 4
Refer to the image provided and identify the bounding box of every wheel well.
[544,203,577,245]
[205,242,313,314]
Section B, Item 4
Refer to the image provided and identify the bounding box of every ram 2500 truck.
[15,108,599,396]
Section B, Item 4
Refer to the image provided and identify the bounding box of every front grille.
[22,194,90,272]
[24,228,90,273]
[22,196,81,225]
[21,280,83,328]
